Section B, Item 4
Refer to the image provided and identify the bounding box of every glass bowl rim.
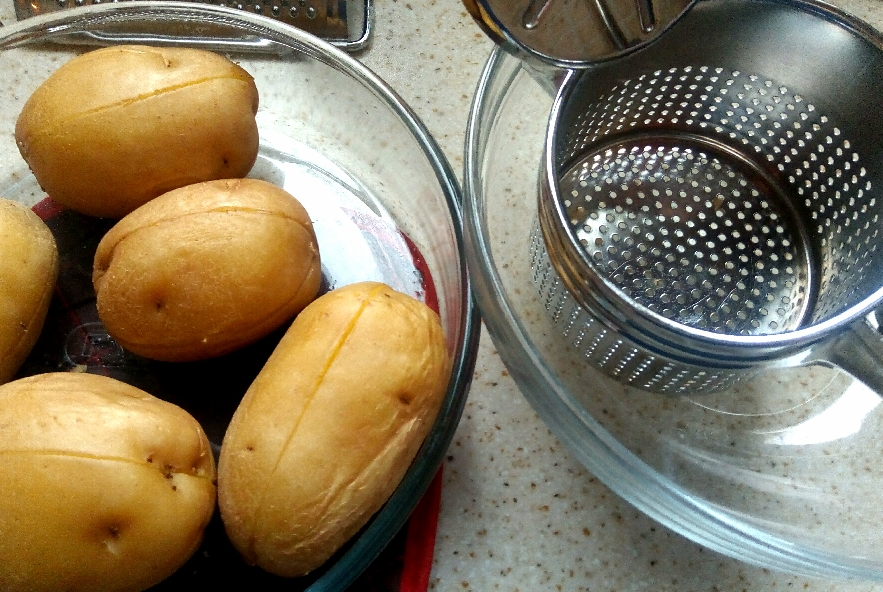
[462,44,883,582]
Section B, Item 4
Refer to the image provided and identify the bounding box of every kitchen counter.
[353,1,883,591]
[2,0,883,590]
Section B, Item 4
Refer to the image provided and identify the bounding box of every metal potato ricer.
[465,0,883,396]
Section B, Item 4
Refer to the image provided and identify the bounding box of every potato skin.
[15,45,259,218]
[0,199,58,384]
[218,281,450,577]
[92,178,321,362]
[0,372,216,592]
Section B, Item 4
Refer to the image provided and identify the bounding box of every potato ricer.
[467,0,883,395]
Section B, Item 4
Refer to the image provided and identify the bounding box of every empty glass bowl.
[464,38,883,580]
[0,3,480,589]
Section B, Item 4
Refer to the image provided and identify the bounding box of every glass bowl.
[0,3,480,590]
[463,43,883,580]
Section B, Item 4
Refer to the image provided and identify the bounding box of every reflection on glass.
[764,381,881,446]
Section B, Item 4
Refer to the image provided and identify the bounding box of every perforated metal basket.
[534,0,883,394]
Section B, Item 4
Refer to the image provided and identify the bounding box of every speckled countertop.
[3,0,883,590]
[353,2,883,591]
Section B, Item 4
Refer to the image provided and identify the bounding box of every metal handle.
[11,0,373,51]
[814,309,883,398]
[462,0,697,68]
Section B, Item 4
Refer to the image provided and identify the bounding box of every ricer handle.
[822,308,883,398]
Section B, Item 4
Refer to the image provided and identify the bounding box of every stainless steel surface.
[536,0,883,394]
[532,221,749,393]
[462,0,695,67]
[13,0,372,49]
[556,134,814,336]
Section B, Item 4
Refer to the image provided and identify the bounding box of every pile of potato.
[0,45,450,591]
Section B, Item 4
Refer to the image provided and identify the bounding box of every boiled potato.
[15,45,259,218]
[0,372,216,592]
[218,281,450,577]
[0,198,58,384]
[93,178,321,362]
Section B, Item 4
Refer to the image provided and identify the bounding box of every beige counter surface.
[354,1,883,590]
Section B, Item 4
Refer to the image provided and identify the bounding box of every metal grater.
[13,0,372,50]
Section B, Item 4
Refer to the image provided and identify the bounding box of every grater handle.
[11,0,372,51]
[814,309,883,399]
